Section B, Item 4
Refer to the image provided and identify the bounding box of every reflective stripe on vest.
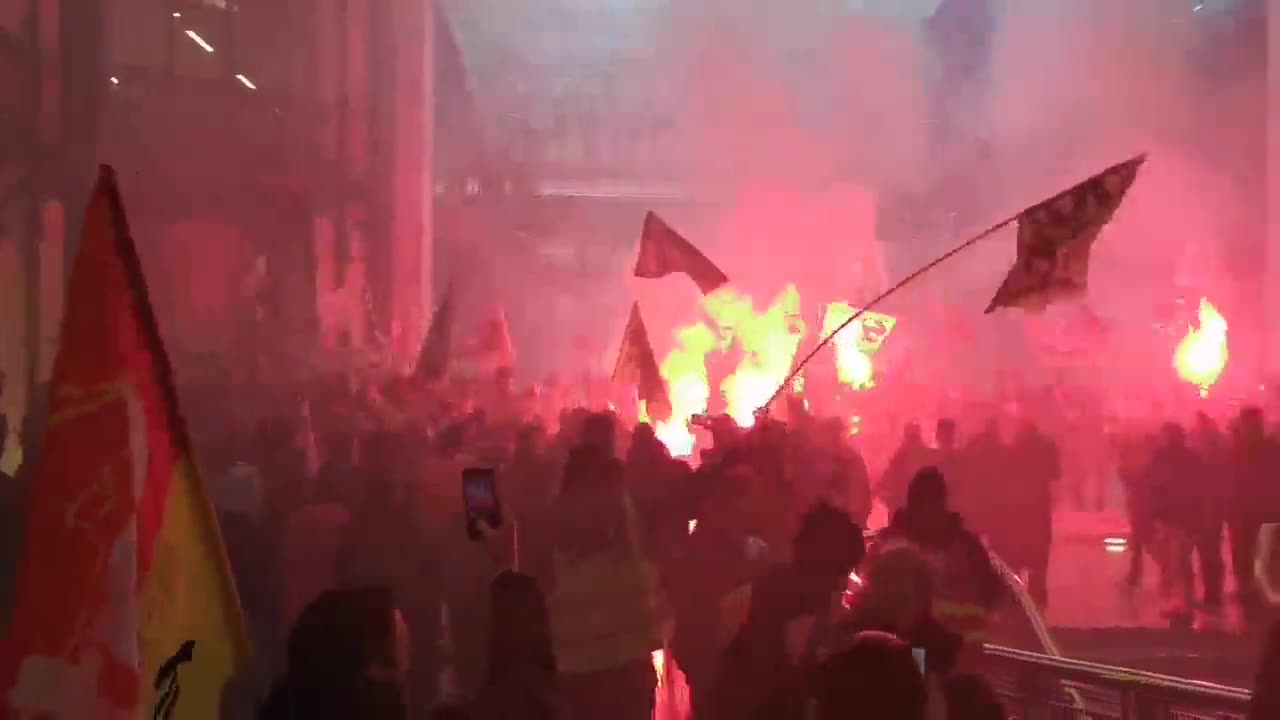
[872,536,991,642]
[549,492,665,674]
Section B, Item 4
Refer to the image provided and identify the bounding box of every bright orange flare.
[1173,297,1228,397]
[706,286,806,427]
[653,286,807,451]
[655,323,716,456]
[822,302,875,390]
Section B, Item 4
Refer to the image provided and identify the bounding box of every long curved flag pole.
[759,211,1020,414]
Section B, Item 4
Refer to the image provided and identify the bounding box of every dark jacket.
[880,509,1004,612]
[714,564,835,720]
[1147,443,1216,532]
[1249,620,1280,720]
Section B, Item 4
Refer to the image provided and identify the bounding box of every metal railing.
[981,643,1252,720]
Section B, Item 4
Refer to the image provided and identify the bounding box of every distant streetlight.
[235,74,257,90]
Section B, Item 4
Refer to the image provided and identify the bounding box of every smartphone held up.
[462,467,502,542]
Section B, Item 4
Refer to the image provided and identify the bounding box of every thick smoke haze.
[447,0,1263,400]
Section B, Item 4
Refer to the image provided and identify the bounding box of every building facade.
[0,0,437,416]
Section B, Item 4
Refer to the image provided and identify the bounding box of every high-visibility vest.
[871,535,991,644]
[549,492,666,674]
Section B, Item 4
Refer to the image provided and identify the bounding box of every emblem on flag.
[986,155,1145,314]
[151,641,194,720]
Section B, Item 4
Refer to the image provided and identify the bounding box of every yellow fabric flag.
[3,166,249,720]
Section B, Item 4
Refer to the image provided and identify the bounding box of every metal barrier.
[981,644,1252,720]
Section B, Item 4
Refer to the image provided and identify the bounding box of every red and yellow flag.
[1,166,250,719]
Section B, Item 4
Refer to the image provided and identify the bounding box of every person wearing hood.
[870,467,1004,647]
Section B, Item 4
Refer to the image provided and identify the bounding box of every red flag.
[634,211,729,295]
[612,302,671,422]
[459,305,514,373]
[414,285,454,382]
[2,166,248,719]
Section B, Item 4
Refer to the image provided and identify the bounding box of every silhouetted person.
[261,585,410,720]
[1148,423,1223,614]
[874,468,1004,647]
[879,423,933,516]
[1001,419,1060,608]
[715,502,865,720]
[1230,408,1280,610]
[814,632,928,720]
[473,571,557,720]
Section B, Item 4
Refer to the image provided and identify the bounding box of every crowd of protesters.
[3,361,1270,719]
[179,365,1279,719]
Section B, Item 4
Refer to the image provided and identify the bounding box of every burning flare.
[654,285,806,454]
[1173,297,1228,397]
[706,285,806,428]
[821,302,875,390]
[654,323,716,457]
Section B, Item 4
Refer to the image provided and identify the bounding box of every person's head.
[935,418,957,450]
[906,467,948,515]
[286,585,409,687]
[627,422,668,464]
[487,571,556,685]
[1238,406,1266,442]
[816,632,927,720]
[793,502,865,589]
[263,585,408,720]
[580,411,617,457]
[855,546,935,633]
[902,422,924,446]
[1160,422,1187,449]
[945,674,1006,720]
[515,423,548,457]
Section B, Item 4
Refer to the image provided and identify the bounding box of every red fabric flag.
[1,166,248,719]
[634,211,729,295]
[459,305,515,373]
[414,285,454,382]
[612,302,671,422]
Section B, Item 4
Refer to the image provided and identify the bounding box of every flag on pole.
[1,166,250,720]
[612,302,671,422]
[985,155,1145,314]
[459,305,515,374]
[634,211,729,295]
[414,286,454,382]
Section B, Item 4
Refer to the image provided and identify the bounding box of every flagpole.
[761,211,1022,413]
